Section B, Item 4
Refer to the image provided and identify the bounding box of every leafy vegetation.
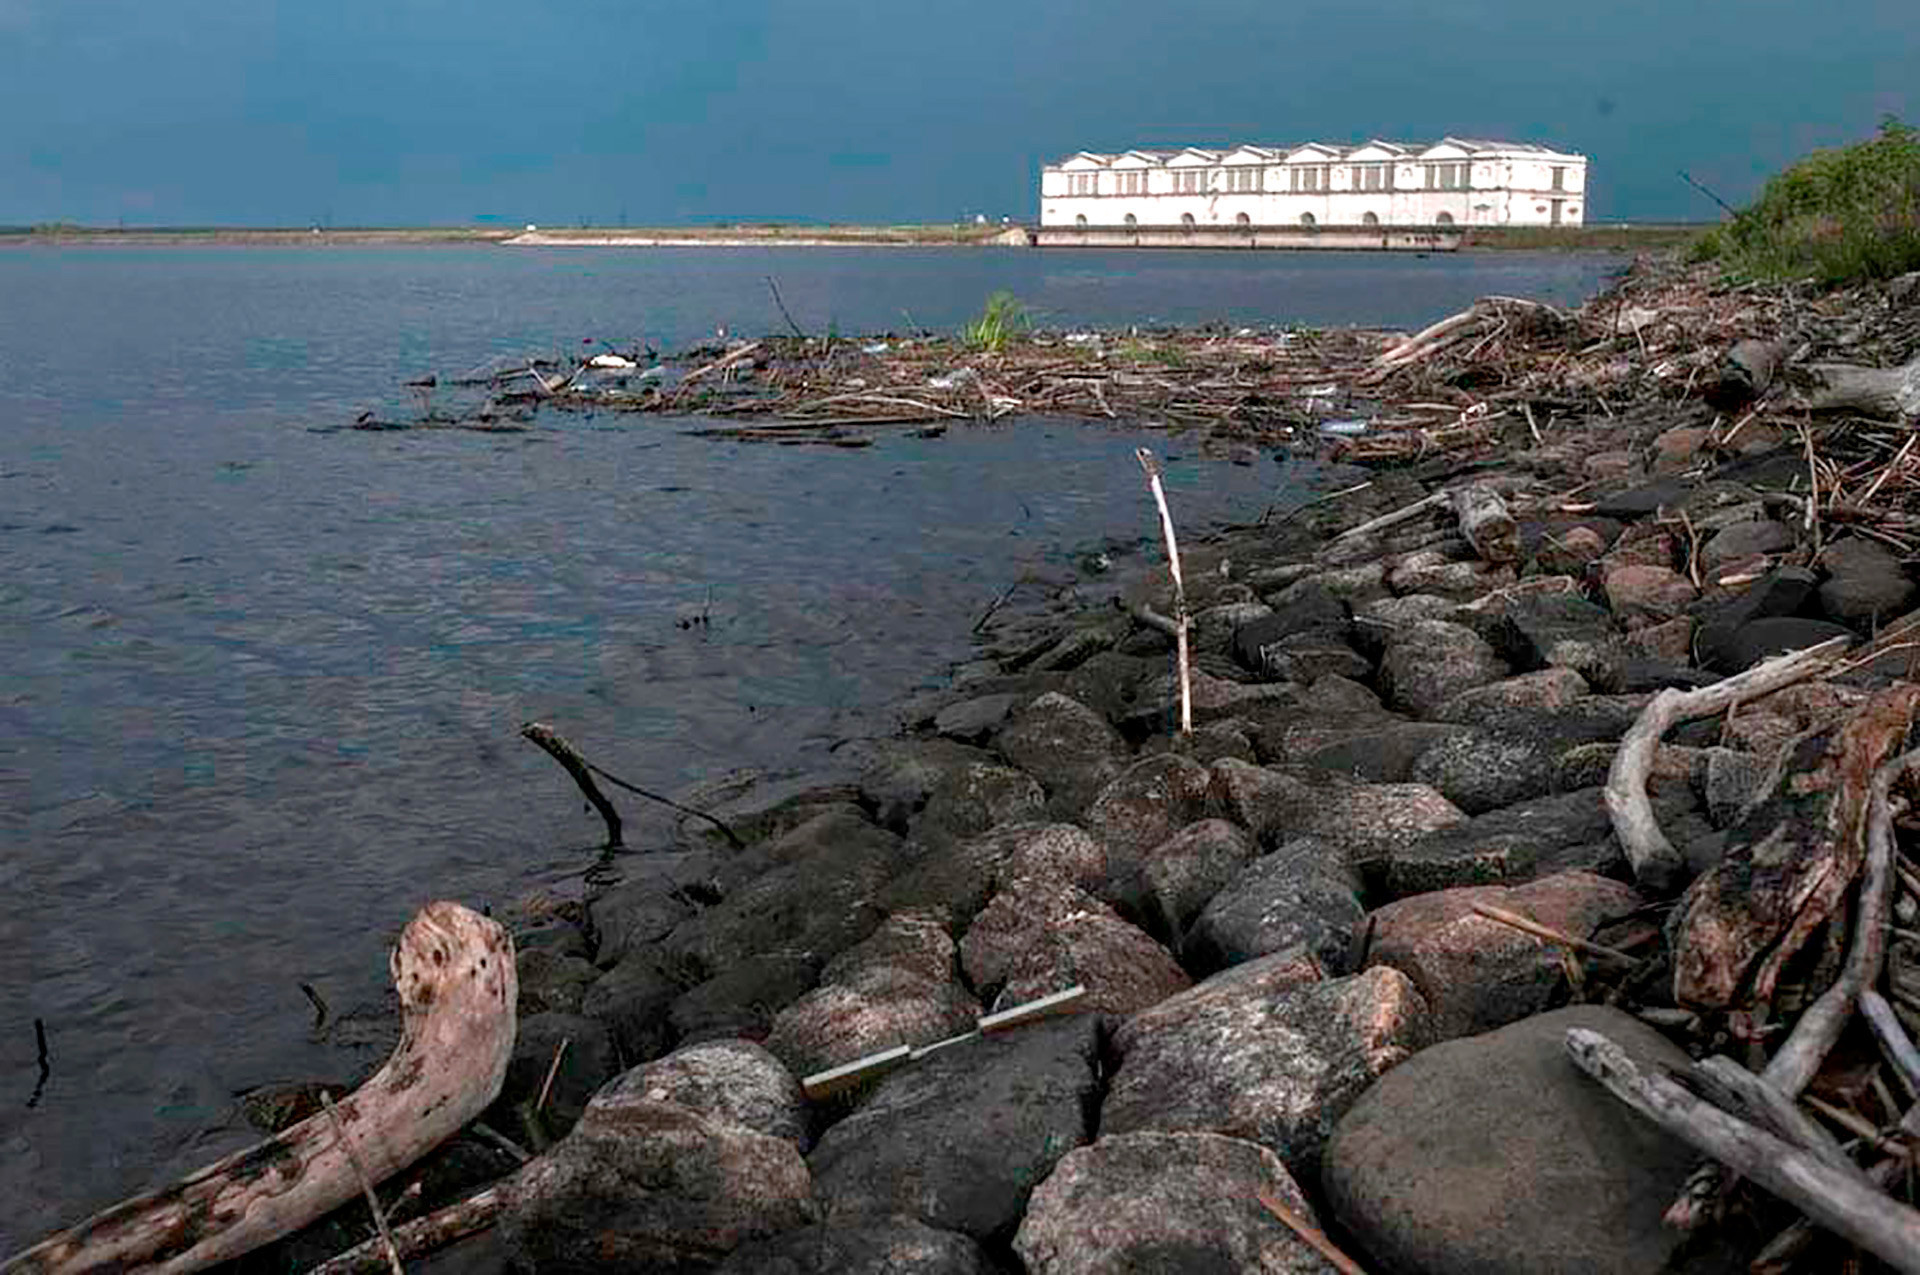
[1692,116,1920,284]
[963,291,1029,352]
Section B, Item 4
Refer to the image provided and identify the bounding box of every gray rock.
[764,911,981,1082]
[1408,728,1556,815]
[669,952,819,1045]
[1106,966,1429,1178]
[491,1011,617,1138]
[879,822,1092,933]
[582,946,693,1064]
[808,1016,1098,1240]
[1137,717,1258,766]
[1056,650,1163,726]
[1379,619,1509,716]
[1120,668,1300,735]
[1353,593,1458,653]
[516,947,602,1017]
[1820,536,1915,627]
[1703,517,1793,567]
[1079,753,1215,900]
[934,694,1025,744]
[1363,871,1645,1040]
[500,1089,816,1272]
[1594,477,1693,518]
[1141,818,1262,940]
[1387,788,1621,897]
[1181,837,1366,977]
[992,691,1129,820]
[1300,721,1469,782]
[1323,1006,1713,1275]
[1431,667,1591,724]
[1389,551,1516,600]
[682,773,867,850]
[1694,565,1820,670]
[717,1216,997,1275]
[606,1038,810,1149]
[1260,635,1374,684]
[1708,616,1857,672]
[1195,600,1277,655]
[1208,759,1469,877]
[913,761,1047,850]
[588,868,703,969]
[960,880,1190,1016]
[661,821,906,977]
[1014,1131,1336,1275]
[852,737,1001,833]
[1270,562,1388,610]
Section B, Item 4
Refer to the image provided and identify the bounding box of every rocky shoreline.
[20,258,1920,1274]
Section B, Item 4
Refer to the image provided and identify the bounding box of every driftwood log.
[1704,339,1783,411]
[1566,1028,1920,1275]
[1803,353,1920,420]
[2,902,516,1275]
[1447,483,1519,563]
[1603,636,1850,892]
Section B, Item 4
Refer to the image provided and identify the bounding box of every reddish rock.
[1602,527,1677,571]
[960,880,1190,1016]
[764,911,981,1081]
[1106,966,1429,1176]
[1649,424,1710,475]
[1378,619,1510,716]
[1603,563,1697,624]
[1626,614,1694,662]
[1363,871,1646,1040]
[1533,524,1608,576]
[1432,668,1591,723]
[1014,1131,1330,1275]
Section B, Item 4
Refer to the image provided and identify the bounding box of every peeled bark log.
[1447,483,1519,563]
[1803,355,1920,420]
[2,902,516,1275]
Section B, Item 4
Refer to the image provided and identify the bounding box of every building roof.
[1046,138,1583,168]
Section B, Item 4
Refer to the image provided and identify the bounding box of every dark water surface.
[0,244,1618,1246]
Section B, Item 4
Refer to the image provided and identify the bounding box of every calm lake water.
[0,244,1621,1247]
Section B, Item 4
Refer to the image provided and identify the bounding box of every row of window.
[1059,163,1568,195]
[1069,211,1460,228]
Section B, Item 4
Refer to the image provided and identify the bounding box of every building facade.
[1039,139,1587,230]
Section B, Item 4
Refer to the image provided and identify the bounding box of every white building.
[1039,138,1587,230]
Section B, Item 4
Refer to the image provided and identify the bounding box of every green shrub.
[1698,116,1920,284]
[963,291,1028,352]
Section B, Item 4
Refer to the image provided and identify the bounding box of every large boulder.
[764,910,981,1082]
[1363,871,1646,1040]
[607,1039,810,1149]
[960,880,1190,1016]
[912,761,1047,850]
[1207,759,1466,876]
[1408,728,1557,815]
[992,691,1130,819]
[500,1049,817,1271]
[1105,966,1428,1178]
[1386,788,1622,897]
[669,952,819,1045]
[716,1216,997,1275]
[1140,817,1262,941]
[661,815,907,977]
[582,946,694,1064]
[1079,753,1215,903]
[587,863,704,969]
[852,737,1001,833]
[1181,837,1366,977]
[1323,1006,1715,1275]
[880,822,1099,934]
[1379,620,1509,716]
[1819,536,1915,628]
[1014,1131,1337,1275]
[808,1016,1099,1241]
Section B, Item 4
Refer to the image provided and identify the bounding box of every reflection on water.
[0,244,1614,1246]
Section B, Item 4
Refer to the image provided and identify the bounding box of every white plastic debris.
[588,353,637,370]
[1319,419,1369,436]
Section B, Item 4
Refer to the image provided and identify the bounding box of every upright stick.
[1136,448,1191,735]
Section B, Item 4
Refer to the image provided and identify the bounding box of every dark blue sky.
[2,0,1913,226]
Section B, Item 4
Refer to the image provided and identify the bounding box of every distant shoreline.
[0,222,1703,251]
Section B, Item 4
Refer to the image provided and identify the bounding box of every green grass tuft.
[1694,116,1920,284]
[963,291,1029,352]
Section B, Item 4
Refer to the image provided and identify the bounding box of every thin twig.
[1254,1190,1371,1275]
[536,1037,572,1114]
[322,1091,405,1275]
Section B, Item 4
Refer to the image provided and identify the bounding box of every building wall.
[1040,151,1586,229]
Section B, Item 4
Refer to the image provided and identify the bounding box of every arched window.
[1180,212,1196,228]
[1435,211,1455,226]
[1074,214,1088,228]
[1234,212,1251,227]
[1299,212,1316,228]
[1361,211,1380,227]
[1124,213,1138,227]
